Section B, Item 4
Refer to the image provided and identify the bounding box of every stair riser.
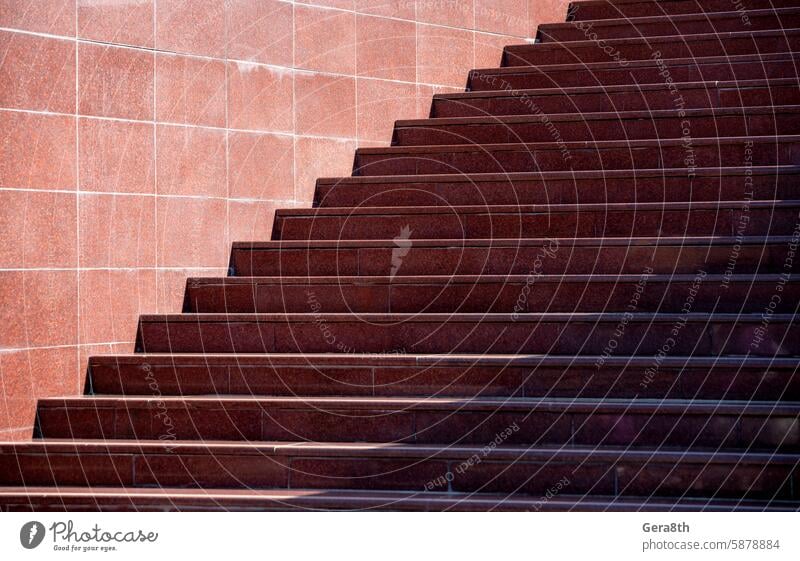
[186,280,800,314]
[88,360,800,401]
[568,0,800,21]
[354,139,799,175]
[468,58,794,91]
[393,113,800,146]
[135,317,800,356]
[434,83,800,117]
[0,449,795,499]
[273,207,797,240]
[540,11,800,42]
[503,34,800,66]
[36,402,800,451]
[232,241,796,277]
[315,173,795,207]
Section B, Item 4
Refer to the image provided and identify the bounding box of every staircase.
[2,0,800,511]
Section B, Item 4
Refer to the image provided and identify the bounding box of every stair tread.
[317,166,800,184]
[5,439,799,462]
[276,200,799,217]
[2,486,793,511]
[541,6,800,30]
[40,395,800,415]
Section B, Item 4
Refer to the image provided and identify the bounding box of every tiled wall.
[0,0,571,438]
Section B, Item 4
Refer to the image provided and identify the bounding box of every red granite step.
[353,136,800,176]
[272,201,800,241]
[87,353,800,401]
[35,396,800,451]
[230,236,796,277]
[539,8,800,42]
[433,79,800,117]
[392,106,800,146]
[134,312,800,356]
[314,167,798,207]
[468,53,796,91]
[3,487,794,512]
[183,274,800,314]
[1,441,796,499]
[567,0,800,21]
[503,29,800,66]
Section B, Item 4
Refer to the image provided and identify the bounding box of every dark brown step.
[503,29,800,66]
[314,167,799,208]
[3,487,794,511]
[540,8,800,42]
[567,0,800,21]
[230,236,797,277]
[468,53,797,91]
[392,106,800,146]
[134,312,800,356]
[1,441,797,500]
[184,274,800,315]
[87,353,800,401]
[35,396,800,451]
[433,79,800,117]
[353,136,800,176]
[272,201,799,241]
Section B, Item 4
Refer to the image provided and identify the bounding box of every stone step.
[540,8,800,42]
[1,441,797,500]
[353,136,800,176]
[503,29,800,66]
[392,106,800,146]
[87,353,800,401]
[433,79,800,117]
[134,312,800,356]
[567,0,800,21]
[230,236,797,277]
[272,201,800,241]
[468,53,796,91]
[314,167,799,207]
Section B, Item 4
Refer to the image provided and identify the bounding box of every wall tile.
[475,0,528,37]
[356,15,416,82]
[294,136,357,203]
[228,199,278,245]
[227,62,294,133]
[156,53,226,127]
[297,0,354,10]
[296,5,356,74]
[156,267,227,312]
[155,0,226,57]
[228,131,294,200]
[78,43,154,120]
[475,32,516,69]
[0,189,77,269]
[78,193,156,268]
[417,23,473,87]
[356,78,416,142]
[0,270,78,348]
[156,125,226,198]
[0,0,75,36]
[78,0,154,48]
[295,72,356,138]
[0,111,76,191]
[79,269,157,345]
[528,0,571,35]
[227,0,293,67]
[156,196,227,267]
[79,118,155,194]
[0,31,75,113]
